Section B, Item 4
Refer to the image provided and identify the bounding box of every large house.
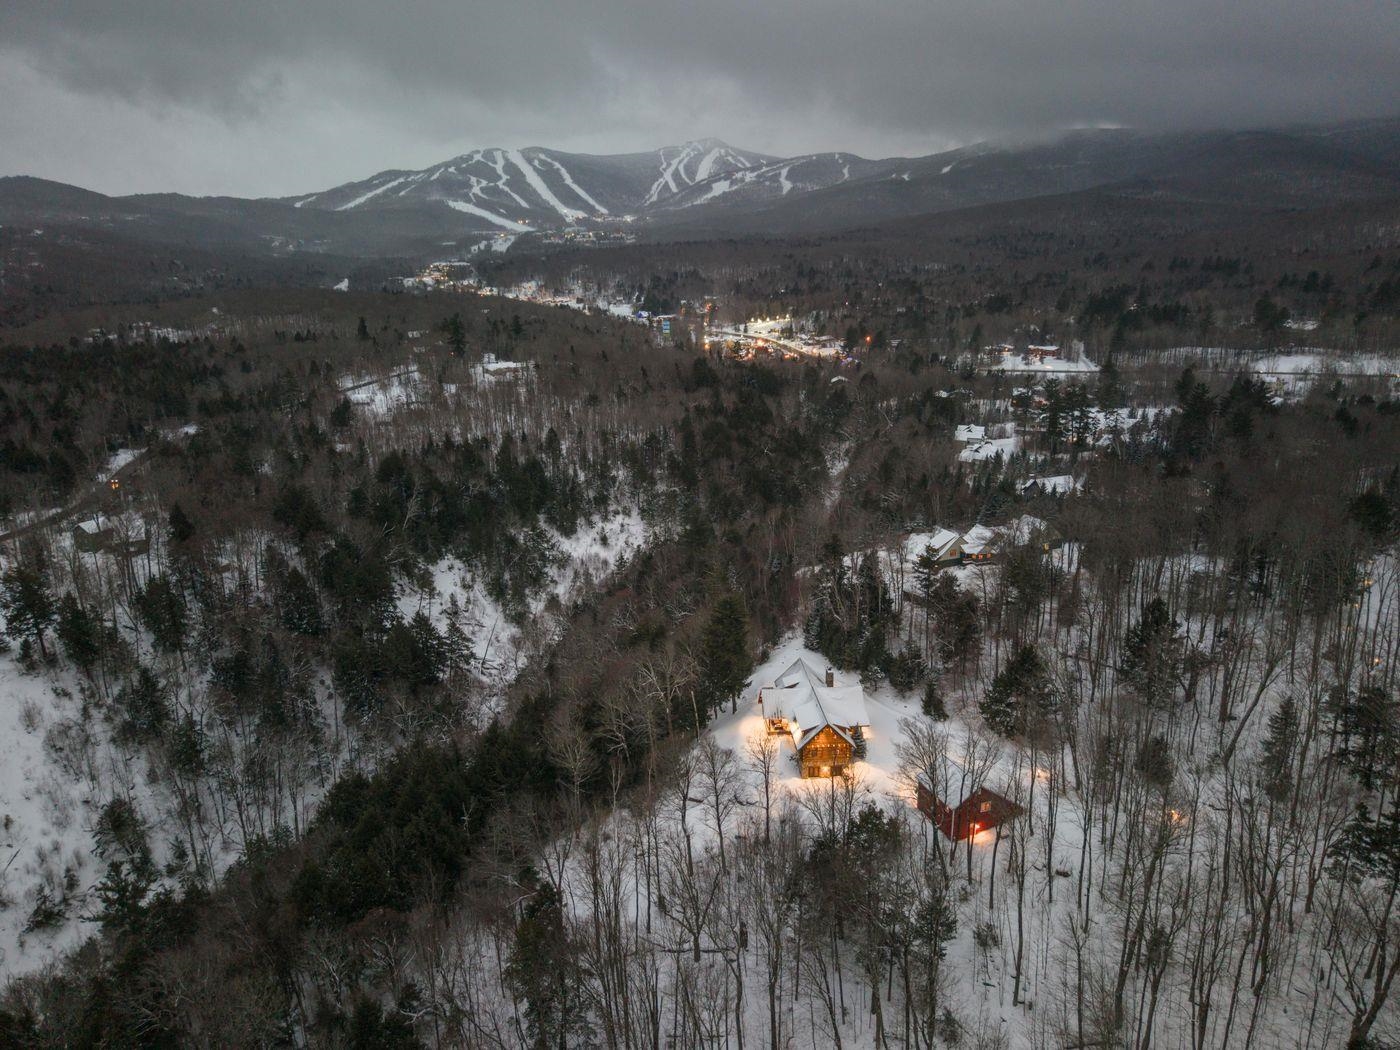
[916,761,1023,840]
[912,515,1062,575]
[758,658,870,778]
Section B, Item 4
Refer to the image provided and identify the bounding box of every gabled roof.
[759,657,870,748]
[906,528,962,565]
[916,756,985,805]
[958,524,998,556]
[797,722,856,751]
[1020,474,1076,495]
[954,424,986,443]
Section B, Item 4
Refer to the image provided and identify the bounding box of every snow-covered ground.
[989,349,1098,374]
[0,655,109,974]
[397,507,650,709]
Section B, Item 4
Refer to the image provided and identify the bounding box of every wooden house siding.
[798,726,853,778]
[916,780,1023,840]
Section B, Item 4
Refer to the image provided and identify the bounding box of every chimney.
[825,668,835,688]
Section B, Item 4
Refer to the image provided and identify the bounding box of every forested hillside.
[0,252,1396,1049]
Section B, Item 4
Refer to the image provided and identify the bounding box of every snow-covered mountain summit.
[283,139,880,229]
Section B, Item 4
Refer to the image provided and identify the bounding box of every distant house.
[72,520,116,553]
[1020,474,1077,497]
[71,516,150,557]
[910,516,1062,574]
[916,762,1023,840]
[758,658,870,778]
[953,424,986,443]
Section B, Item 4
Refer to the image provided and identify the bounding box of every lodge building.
[758,658,870,778]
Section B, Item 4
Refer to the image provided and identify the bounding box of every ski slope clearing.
[335,175,408,211]
[506,149,585,221]
[443,199,533,232]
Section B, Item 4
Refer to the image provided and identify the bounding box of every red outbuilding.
[916,765,1023,840]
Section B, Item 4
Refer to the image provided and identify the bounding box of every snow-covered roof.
[905,528,962,564]
[954,424,986,443]
[759,657,869,747]
[958,524,998,556]
[957,435,1019,462]
[1021,474,1076,495]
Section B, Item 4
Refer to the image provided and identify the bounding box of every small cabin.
[758,658,870,779]
[916,767,1022,840]
[71,517,150,557]
[72,520,116,553]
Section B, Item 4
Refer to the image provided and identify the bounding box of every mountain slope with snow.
[290,139,783,227]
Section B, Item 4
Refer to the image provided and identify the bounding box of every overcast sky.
[3,0,1398,198]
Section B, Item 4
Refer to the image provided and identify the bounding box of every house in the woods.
[953,423,986,443]
[72,519,117,553]
[71,516,150,557]
[758,658,871,778]
[1019,474,1078,497]
[916,762,1023,839]
[914,515,1062,573]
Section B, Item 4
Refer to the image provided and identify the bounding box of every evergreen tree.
[329,396,355,430]
[506,877,587,1049]
[981,645,1059,739]
[167,502,196,545]
[441,313,467,357]
[346,997,421,1050]
[1261,695,1300,802]
[56,592,102,673]
[887,641,928,692]
[1121,597,1183,709]
[0,560,56,660]
[134,575,187,656]
[700,591,751,716]
[114,667,171,744]
[1329,684,1398,790]
[921,571,981,672]
[277,566,324,635]
[922,679,948,720]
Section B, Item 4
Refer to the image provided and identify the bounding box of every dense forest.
[0,216,1396,1050]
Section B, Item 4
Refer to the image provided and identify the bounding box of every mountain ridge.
[4,119,1399,258]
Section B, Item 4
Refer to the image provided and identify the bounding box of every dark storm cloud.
[2,0,1397,196]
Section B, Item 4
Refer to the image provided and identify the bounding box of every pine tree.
[922,680,948,720]
[167,502,196,545]
[981,645,1059,739]
[441,313,467,357]
[506,877,587,1048]
[329,396,355,430]
[1261,695,1299,802]
[56,593,102,674]
[278,566,324,636]
[1329,684,1398,790]
[114,667,171,744]
[1121,597,1183,709]
[134,575,187,656]
[0,560,56,660]
[700,591,751,717]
